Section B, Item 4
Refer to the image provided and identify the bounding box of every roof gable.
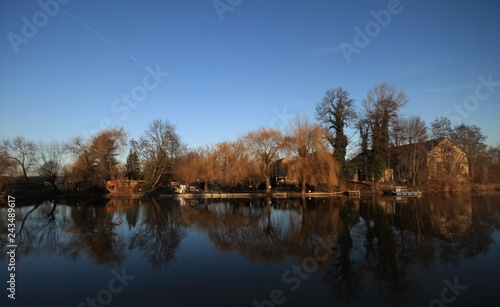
[349,137,464,164]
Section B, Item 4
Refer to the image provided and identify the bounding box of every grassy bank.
[471,183,500,191]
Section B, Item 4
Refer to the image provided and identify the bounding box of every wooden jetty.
[159,192,289,199]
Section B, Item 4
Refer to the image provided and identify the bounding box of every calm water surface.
[1,193,500,306]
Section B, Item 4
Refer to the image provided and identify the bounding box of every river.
[1,192,499,306]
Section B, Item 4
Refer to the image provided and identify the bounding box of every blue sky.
[1,0,499,151]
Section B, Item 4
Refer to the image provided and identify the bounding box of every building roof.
[348,137,462,166]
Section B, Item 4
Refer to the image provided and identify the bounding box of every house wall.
[426,139,469,182]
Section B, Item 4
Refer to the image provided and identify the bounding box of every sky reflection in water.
[1,193,500,306]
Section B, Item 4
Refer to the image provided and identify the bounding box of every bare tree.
[485,143,500,183]
[363,83,408,182]
[400,116,428,185]
[177,142,254,192]
[0,136,38,184]
[401,116,428,145]
[0,151,15,175]
[200,145,218,191]
[390,117,406,147]
[175,149,205,187]
[0,151,16,193]
[245,128,283,192]
[68,128,127,191]
[390,117,407,182]
[356,116,371,182]
[131,119,185,190]
[316,87,357,181]
[227,139,255,186]
[211,140,254,189]
[430,117,453,139]
[450,124,487,183]
[284,115,339,193]
[36,140,68,191]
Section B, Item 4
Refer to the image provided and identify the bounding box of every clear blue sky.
[1,0,499,150]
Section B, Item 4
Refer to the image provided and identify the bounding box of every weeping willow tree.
[284,115,340,193]
[245,128,283,192]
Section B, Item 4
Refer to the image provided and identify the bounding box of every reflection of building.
[429,202,472,241]
[106,179,147,197]
[376,196,472,242]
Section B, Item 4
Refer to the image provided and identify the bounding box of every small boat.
[345,190,361,197]
[392,186,422,197]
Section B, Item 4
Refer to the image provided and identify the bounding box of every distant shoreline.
[2,186,500,204]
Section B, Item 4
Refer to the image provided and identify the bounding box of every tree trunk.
[22,166,31,184]
[301,181,307,194]
[412,145,417,186]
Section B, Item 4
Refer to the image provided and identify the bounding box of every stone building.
[350,138,469,186]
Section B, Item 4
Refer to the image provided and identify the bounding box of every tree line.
[1,82,499,195]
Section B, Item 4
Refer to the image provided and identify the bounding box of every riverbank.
[3,183,499,203]
[158,191,344,199]
[471,183,500,191]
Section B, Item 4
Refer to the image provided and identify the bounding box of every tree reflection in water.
[359,197,418,306]
[179,194,500,305]
[17,200,61,256]
[180,197,337,265]
[129,199,185,269]
[63,199,126,265]
[4,193,500,305]
[322,198,363,303]
[181,198,282,262]
[13,198,126,265]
